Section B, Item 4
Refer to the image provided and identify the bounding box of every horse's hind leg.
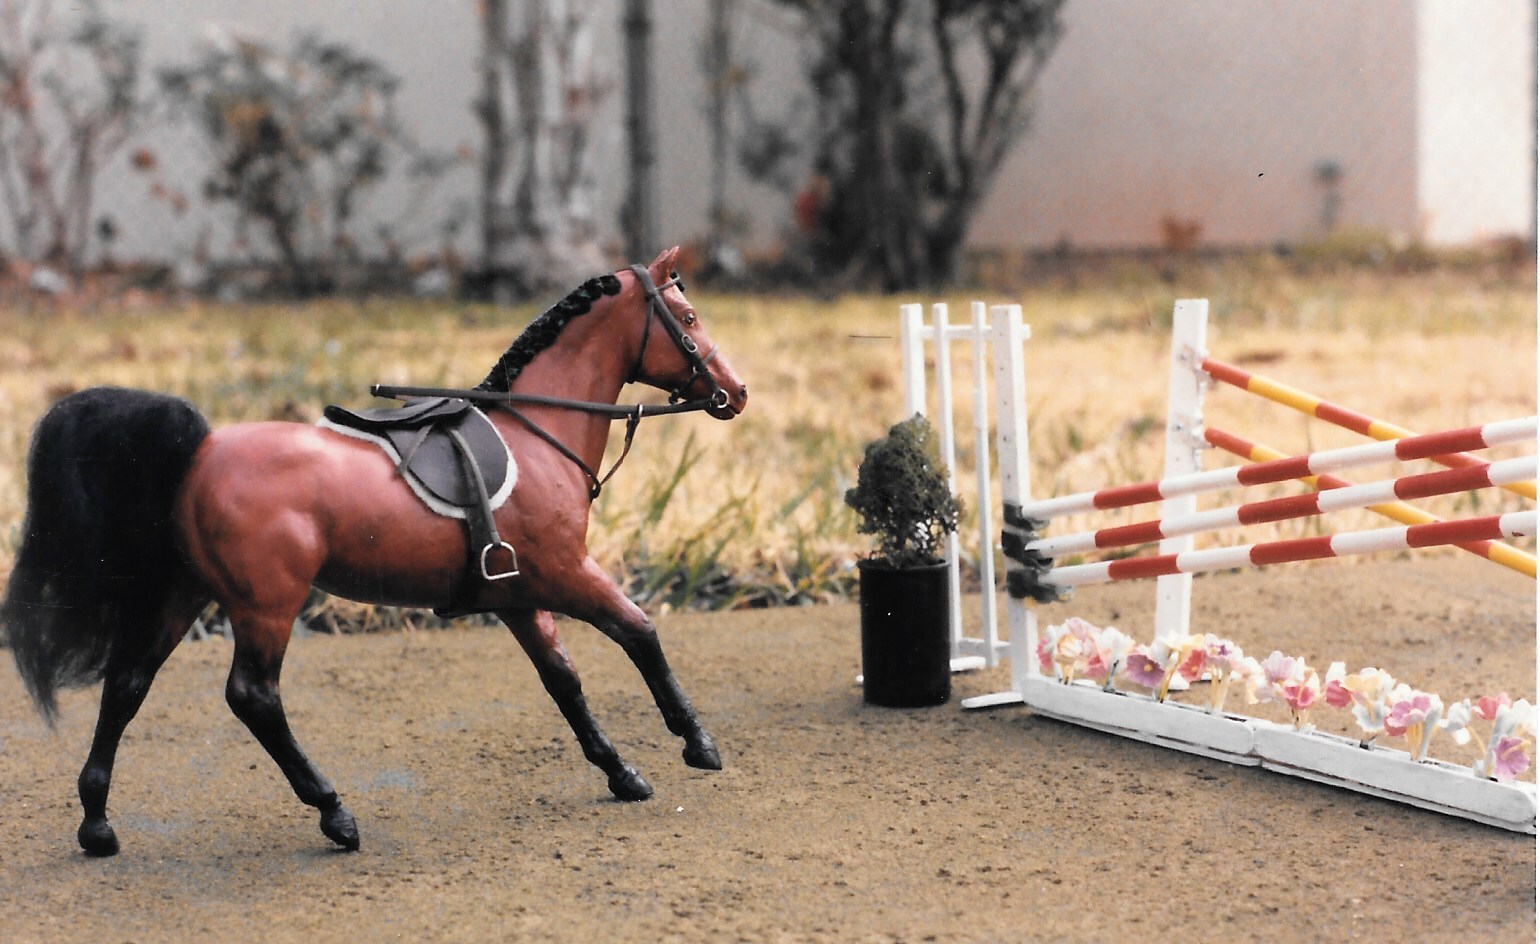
[77,581,209,856]
[499,608,652,801]
[560,560,721,771]
[223,607,359,851]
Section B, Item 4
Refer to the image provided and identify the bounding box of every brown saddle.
[322,397,517,588]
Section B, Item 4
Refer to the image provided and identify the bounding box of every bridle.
[626,263,730,411]
[371,264,734,499]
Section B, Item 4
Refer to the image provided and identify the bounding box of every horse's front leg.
[558,560,721,771]
[497,608,652,801]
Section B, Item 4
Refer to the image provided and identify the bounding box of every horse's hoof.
[78,818,119,857]
[683,735,722,771]
[608,765,653,801]
[320,804,360,851]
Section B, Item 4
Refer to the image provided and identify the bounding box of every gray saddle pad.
[322,398,511,509]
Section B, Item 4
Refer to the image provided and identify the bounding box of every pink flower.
[1492,736,1532,782]
[1474,693,1512,722]
[1122,648,1165,691]
[1037,636,1054,676]
[1384,692,1435,738]
[1174,647,1207,683]
[1382,686,1444,760]
[1200,636,1246,679]
[1323,663,1353,709]
[1278,678,1319,715]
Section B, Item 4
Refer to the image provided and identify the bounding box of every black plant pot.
[857,558,951,707]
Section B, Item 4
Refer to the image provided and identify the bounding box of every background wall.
[86,0,1540,263]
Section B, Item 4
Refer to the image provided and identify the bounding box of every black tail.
[2,387,210,722]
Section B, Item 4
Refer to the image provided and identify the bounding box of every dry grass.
[0,258,1534,619]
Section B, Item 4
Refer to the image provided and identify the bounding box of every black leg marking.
[501,609,653,801]
[225,642,359,851]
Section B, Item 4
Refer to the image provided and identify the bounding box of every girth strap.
[444,427,518,581]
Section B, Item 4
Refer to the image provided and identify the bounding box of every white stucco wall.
[63,0,1540,262]
[967,0,1426,249]
[1416,0,1535,244]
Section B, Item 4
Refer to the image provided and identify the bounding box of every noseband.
[627,264,729,411]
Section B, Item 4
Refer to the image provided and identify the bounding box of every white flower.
[1440,699,1474,747]
[1493,698,1538,739]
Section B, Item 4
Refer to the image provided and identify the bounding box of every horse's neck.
[503,312,630,472]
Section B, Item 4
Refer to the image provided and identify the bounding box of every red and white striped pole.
[1204,425,1538,578]
[1026,456,1537,557]
[1016,417,1536,521]
[1040,511,1537,590]
[1200,356,1538,500]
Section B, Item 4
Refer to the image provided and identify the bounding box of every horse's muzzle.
[708,384,747,420]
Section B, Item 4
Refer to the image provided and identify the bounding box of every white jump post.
[898,302,1028,671]
[962,297,1539,833]
[1154,300,1208,642]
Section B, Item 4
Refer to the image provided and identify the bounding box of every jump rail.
[948,297,1538,833]
[1041,510,1536,588]
[1015,417,1536,521]
[1200,357,1538,501]
[1203,426,1538,577]
[1026,457,1537,558]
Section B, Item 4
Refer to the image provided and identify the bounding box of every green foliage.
[844,414,961,568]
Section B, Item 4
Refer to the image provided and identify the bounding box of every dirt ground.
[1,555,1534,944]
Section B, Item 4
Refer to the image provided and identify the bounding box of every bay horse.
[2,247,748,856]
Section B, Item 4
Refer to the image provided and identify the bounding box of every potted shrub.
[845,414,962,707]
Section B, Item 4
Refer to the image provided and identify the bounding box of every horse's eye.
[682,312,697,326]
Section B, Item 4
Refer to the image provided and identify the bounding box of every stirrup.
[480,541,520,581]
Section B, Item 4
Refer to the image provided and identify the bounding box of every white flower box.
[998,677,1538,833]
[1252,724,1538,832]
[1019,676,1258,765]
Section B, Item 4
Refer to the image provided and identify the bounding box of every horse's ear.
[646,246,681,285]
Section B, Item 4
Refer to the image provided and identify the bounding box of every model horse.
[2,248,748,856]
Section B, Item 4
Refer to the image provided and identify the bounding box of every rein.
[369,384,703,499]
[369,265,727,500]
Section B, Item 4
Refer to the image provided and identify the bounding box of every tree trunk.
[622,0,658,262]
[478,0,607,296]
[476,0,509,277]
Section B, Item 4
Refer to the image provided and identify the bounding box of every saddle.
[320,397,519,594]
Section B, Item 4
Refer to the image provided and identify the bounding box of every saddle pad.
[318,401,516,520]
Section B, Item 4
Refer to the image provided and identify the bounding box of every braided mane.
[474,274,624,393]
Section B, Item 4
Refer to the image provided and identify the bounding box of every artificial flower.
[1090,625,1135,691]
[1478,699,1538,780]
[1199,636,1254,713]
[1492,735,1533,782]
[1337,667,1397,746]
[1148,632,1206,701]
[1036,635,1055,677]
[1383,685,1443,761]
[1278,673,1321,721]
[1122,647,1166,691]
[1475,693,1515,723]
[1439,699,1474,747]
[1323,662,1353,710]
